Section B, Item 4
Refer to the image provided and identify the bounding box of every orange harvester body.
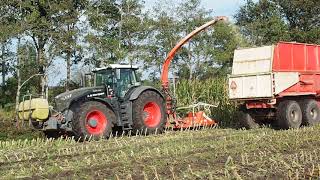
[161,16,228,128]
[177,111,216,129]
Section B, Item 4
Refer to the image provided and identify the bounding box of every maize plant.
[175,78,237,127]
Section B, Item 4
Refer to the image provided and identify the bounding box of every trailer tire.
[277,100,302,129]
[72,101,115,141]
[132,90,166,135]
[299,99,320,126]
[238,110,260,129]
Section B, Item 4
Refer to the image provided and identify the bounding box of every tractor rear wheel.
[299,99,320,126]
[277,100,302,129]
[72,101,115,141]
[132,91,166,135]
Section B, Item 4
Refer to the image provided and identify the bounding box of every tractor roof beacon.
[18,16,226,140]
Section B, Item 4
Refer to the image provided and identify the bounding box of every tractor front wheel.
[132,91,166,135]
[72,101,115,141]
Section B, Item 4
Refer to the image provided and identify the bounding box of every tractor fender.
[129,86,164,101]
[91,97,115,112]
[68,96,115,115]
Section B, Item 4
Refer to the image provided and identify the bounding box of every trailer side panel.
[273,42,320,73]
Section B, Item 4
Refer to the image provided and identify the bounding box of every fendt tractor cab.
[19,64,166,140]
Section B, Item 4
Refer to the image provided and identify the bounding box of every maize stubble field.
[1,124,320,179]
[1,79,320,179]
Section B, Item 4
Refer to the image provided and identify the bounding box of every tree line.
[0,0,319,108]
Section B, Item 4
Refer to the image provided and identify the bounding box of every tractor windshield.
[117,69,139,97]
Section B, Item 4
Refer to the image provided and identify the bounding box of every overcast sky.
[48,0,252,86]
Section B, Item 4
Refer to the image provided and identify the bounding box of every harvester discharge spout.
[160,16,228,128]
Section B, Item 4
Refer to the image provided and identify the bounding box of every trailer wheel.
[72,101,115,141]
[299,99,320,126]
[132,90,166,135]
[277,100,302,129]
[238,110,260,129]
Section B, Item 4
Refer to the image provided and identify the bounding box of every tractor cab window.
[95,70,113,87]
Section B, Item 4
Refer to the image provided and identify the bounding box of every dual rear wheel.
[277,99,320,129]
[239,99,320,130]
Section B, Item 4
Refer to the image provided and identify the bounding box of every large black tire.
[72,101,115,141]
[299,99,320,126]
[238,110,260,129]
[132,91,166,135]
[43,130,60,139]
[277,100,302,129]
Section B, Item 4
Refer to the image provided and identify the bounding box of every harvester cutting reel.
[170,102,219,129]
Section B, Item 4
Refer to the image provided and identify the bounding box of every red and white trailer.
[229,42,320,129]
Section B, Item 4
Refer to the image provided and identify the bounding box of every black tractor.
[19,64,167,140]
